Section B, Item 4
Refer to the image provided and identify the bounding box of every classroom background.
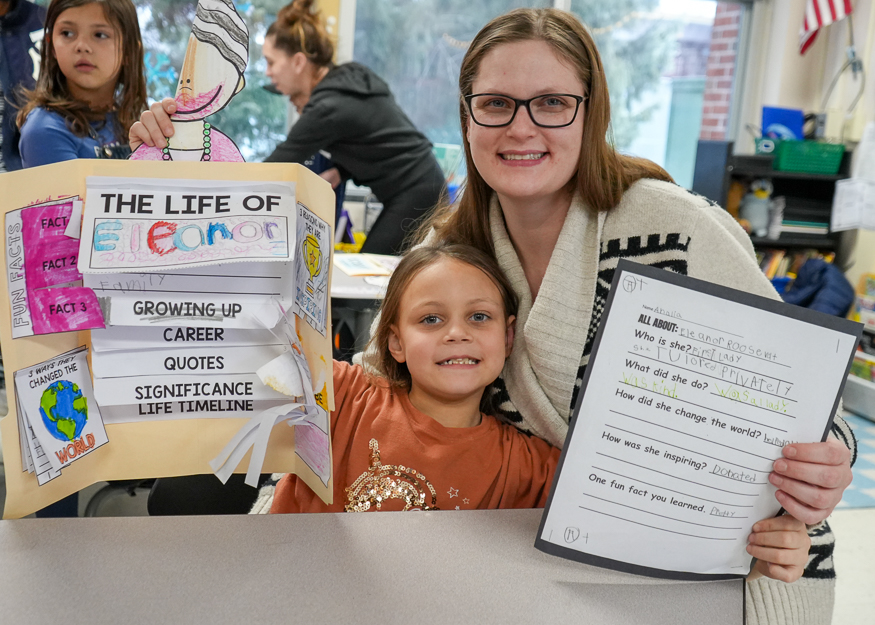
[2,0,875,622]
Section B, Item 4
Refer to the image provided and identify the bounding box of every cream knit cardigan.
[493,179,785,445]
[488,179,848,625]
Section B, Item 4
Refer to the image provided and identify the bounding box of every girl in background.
[16,0,145,167]
[15,0,145,516]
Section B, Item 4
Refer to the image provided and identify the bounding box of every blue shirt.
[19,107,127,168]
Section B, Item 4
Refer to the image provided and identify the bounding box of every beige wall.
[848,232,875,289]
[769,0,826,111]
[734,0,825,153]
[315,0,341,61]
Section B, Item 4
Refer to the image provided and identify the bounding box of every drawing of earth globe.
[39,381,88,442]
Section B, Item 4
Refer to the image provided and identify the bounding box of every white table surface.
[331,257,388,301]
[0,508,743,624]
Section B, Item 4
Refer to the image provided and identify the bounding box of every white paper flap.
[78,177,296,272]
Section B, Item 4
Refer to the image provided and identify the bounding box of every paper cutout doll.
[132,0,248,162]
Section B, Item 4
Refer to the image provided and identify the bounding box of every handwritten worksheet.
[536,260,861,580]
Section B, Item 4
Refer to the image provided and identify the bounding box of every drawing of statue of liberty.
[132,0,248,162]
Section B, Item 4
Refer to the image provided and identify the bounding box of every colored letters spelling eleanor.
[84,191,292,270]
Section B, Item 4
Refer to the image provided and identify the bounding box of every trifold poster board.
[0,161,335,519]
[537,260,861,580]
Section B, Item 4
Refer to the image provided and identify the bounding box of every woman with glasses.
[418,8,851,623]
[129,0,445,256]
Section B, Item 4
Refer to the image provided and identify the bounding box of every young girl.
[16,0,146,167]
[268,243,810,584]
[271,243,557,513]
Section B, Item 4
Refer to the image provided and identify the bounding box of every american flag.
[800,0,853,55]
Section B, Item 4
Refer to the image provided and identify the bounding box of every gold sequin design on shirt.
[345,438,439,512]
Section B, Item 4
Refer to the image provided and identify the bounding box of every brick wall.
[700,3,743,140]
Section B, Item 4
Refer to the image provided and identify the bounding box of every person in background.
[130,0,446,256]
[16,0,146,516]
[0,0,45,172]
[16,0,146,167]
[261,81,349,225]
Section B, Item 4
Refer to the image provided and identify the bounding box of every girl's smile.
[437,357,480,366]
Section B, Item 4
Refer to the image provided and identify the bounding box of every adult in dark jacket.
[131,0,446,256]
[0,0,45,172]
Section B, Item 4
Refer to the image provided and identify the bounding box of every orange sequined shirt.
[270,361,560,513]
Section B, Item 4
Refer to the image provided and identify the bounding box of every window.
[37,0,749,180]
[351,0,749,188]
[353,0,552,149]
[570,0,748,187]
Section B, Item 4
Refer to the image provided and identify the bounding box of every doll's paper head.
[173,0,249,120]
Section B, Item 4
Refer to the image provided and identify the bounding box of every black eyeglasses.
[465,93,586,128]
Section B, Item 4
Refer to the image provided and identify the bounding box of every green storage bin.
[773,140,845,175]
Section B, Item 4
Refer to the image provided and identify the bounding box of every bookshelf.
[692,140,851,282]
[755,248,834,293]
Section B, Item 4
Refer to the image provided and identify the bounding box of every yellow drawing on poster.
[304,234,323,292]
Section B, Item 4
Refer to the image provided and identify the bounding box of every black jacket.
[264,62,443,204]
[0,0,45,172]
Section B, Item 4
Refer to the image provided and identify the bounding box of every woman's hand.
[128,98,177,151]
[769,435,852,525]
[747,515,810,583]
[319,167,342,189]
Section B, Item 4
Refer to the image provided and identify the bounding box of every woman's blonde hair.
[16,0,146,139]
[364,243,518,413]
[266,0,334,67]
[424,8,673,254]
